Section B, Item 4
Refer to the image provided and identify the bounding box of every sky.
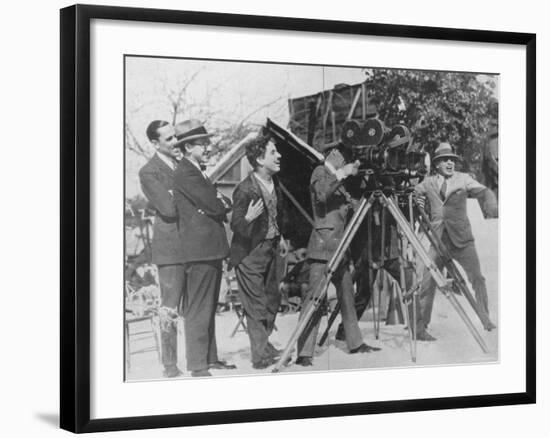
[125,57,368,197]
[124,57,497,198]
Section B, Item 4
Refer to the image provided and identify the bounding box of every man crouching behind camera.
[295,143,381,367]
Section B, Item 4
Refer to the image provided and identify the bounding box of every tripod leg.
[272,196,375,372]
[378,270,386,336]
[394,275,416,362]
[415,204,494,330]
[318,301,341,346]
[383,194,489,354]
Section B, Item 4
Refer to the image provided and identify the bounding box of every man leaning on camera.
[295,143,382,367]
[412,142,498,341]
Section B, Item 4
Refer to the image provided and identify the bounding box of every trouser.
[352,258,413,322]
[235,239,284,364]
[183,260,222,371]
[157,264,186,370]
[413,232,489,333]
[298,260,363,358]
[336,258,413,337]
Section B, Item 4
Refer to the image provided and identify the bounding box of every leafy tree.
[364,69,498,176]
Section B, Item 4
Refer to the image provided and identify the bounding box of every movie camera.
[340,118,428,181]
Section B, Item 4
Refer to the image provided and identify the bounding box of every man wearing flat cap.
[138,120,184,378]
[172,119,236,377]
[295,143,381,367]
[412,142,498,341]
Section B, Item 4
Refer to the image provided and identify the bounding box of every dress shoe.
[266,342,283,357]
[162,366,183,378]
[350,343,381,354]
[295,356,313,367]
[208,360,237,370]
[252,356,277,369]
[415,331,437,342]
[483,320,497,331]
[191,369,212,377]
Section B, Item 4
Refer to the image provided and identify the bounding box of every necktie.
[440,179,447,201]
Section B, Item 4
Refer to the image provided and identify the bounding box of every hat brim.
[174,132,214,148]
[433,153,460,162]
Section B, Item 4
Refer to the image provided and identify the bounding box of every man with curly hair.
[229,131,289,369]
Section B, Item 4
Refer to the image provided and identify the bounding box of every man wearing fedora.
[138,120,184,378]
[229,131,290,369]
[172,119,236,377]
[296,143,381,367]
[412,142,498,341]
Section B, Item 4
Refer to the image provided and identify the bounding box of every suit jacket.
[173,157,229,264]
[138,154,183,265]
[415,171,498,249]
[306,164,352,261]
[229,173,287,268]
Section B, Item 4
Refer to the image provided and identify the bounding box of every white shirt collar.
[156,152,175,170]
[254,172,274,193]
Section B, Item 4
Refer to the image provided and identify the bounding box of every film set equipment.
[340,117,428,181]
[272,188,491,373]
[265,112,492,371]
[317,193,417,356]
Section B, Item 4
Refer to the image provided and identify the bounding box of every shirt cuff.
[334,169,346,181]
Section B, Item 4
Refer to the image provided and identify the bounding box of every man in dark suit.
[413,142,498,341]
[296,144,381,367]
[173,119,236,377]
[138,120,184,378]
[229,133,289,369]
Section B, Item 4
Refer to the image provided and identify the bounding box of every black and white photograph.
[1,0,545,435]
[124,56,500,381]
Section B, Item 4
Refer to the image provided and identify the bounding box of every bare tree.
[125,122,151,158]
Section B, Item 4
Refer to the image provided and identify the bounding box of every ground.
[126,199,498,381]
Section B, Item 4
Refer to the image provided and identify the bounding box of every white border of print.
[90,18,526,420]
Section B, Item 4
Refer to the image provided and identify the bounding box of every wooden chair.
[124,282,162,373]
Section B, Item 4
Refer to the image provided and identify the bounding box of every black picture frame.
[60,3,536,433]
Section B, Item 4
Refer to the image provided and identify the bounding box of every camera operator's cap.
[319,141,342,154]
[432,142,460,162]
[174,119,214,148]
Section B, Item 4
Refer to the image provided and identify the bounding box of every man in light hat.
[412,142,498,341]
[295,143,382,367]
[172,119,236,377]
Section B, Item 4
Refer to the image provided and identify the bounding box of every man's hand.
[279,238,290,258]
[244,198,264,223]
[217,191,232,211]
[342,160,361,177]
[415,194,426,210]
[173,149,183,162]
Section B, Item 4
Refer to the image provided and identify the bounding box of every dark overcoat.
[138,154,183,265]
[173,157,229,264]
